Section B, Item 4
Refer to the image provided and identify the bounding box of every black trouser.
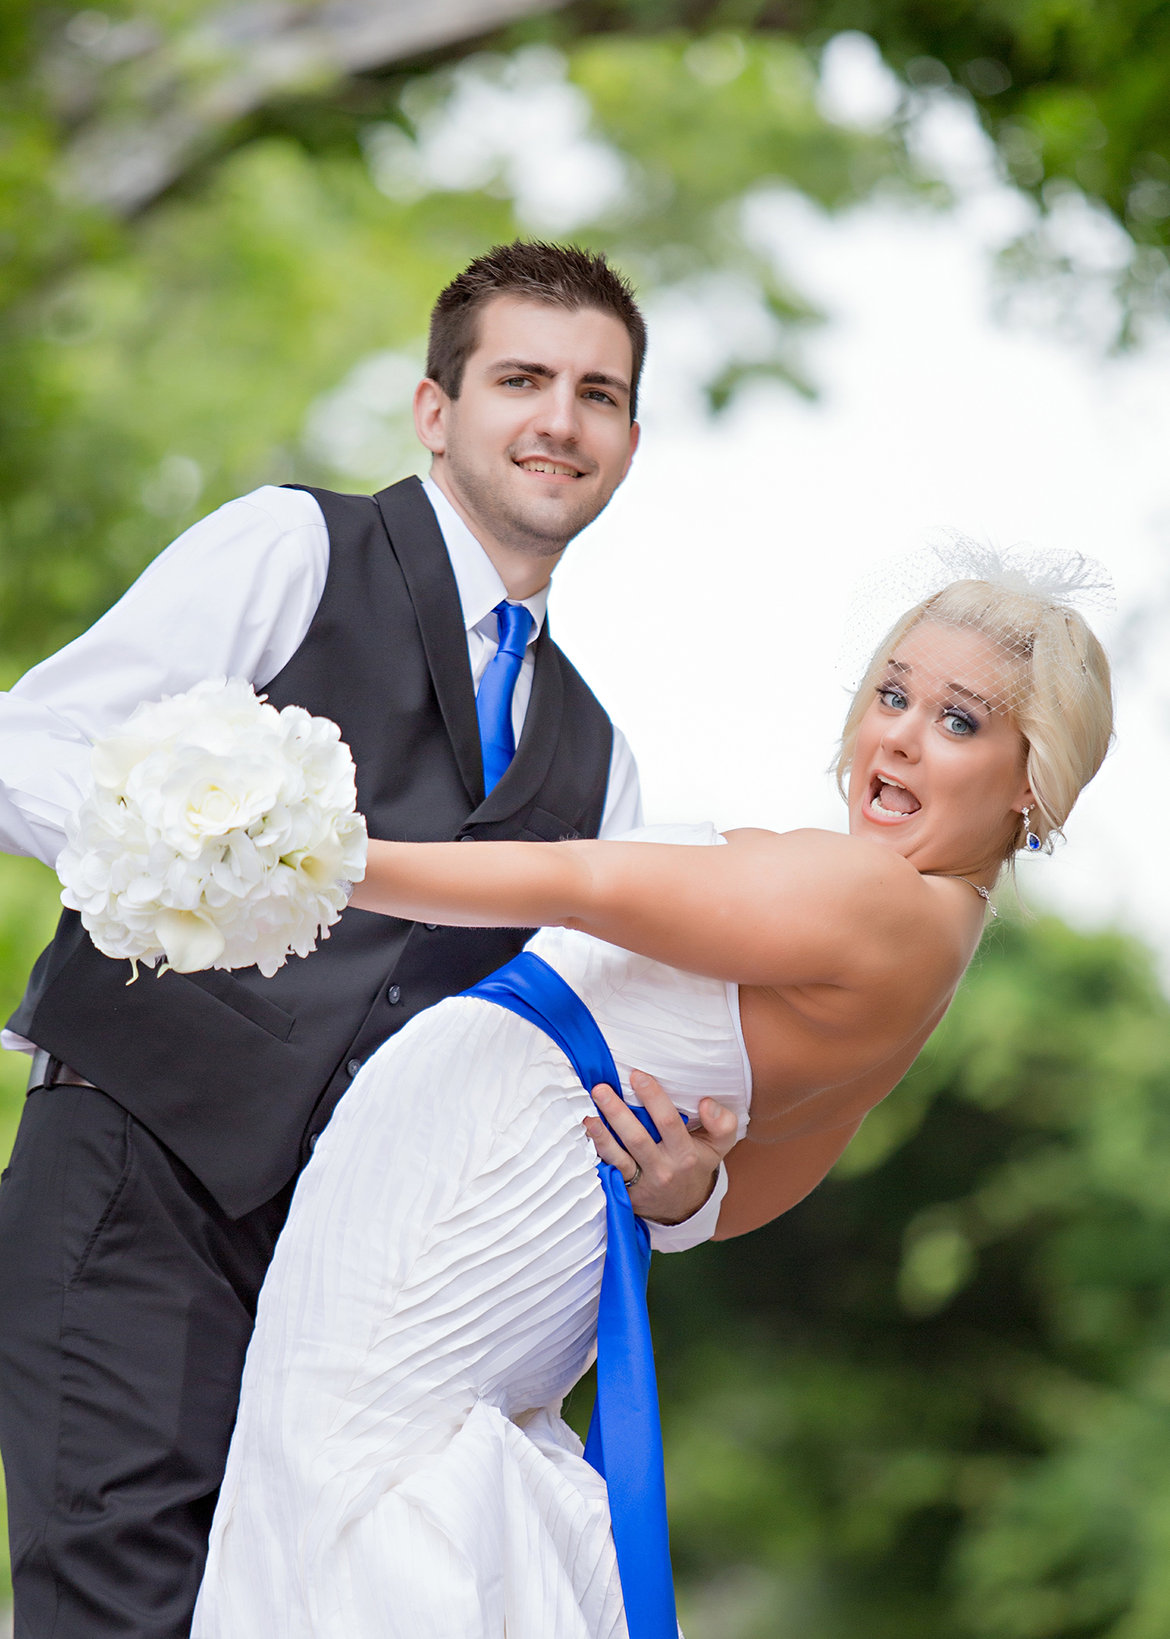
[0,1081,292,1638]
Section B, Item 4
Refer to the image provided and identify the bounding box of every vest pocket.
[517,807,582,843]
[178,969,296,1041]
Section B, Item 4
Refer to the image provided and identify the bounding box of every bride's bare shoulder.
[720,827,951,970]
[722,825,926,899]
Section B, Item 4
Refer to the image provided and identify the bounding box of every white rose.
[131,750,285,855]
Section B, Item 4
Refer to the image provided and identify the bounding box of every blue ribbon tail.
[461,952,679,1639]
[591,1162,676,1638]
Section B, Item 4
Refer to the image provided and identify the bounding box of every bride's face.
[847,620,1033,879]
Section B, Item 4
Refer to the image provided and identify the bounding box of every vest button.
[387,985,402,1005]
[307,1133,319,1153]
[424,923,437,932]
[346,1057,362,1078]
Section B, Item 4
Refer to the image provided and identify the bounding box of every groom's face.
[415,295,640,564]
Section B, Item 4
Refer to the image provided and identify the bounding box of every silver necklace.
[937,874,997,916]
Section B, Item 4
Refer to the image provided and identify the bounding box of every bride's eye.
[877,685,908,711]
[942,707,978,736]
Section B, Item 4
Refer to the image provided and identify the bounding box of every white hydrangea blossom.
[57,678,369,978]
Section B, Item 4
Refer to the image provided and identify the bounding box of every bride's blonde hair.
[834,578,1114,860]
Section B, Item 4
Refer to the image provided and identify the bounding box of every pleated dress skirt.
[193,994,625,1638]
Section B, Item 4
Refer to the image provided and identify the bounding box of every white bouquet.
[57,678,368,978]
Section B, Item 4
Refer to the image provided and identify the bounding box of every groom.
[0,241,732,1639]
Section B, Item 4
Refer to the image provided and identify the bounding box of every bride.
[192,570,1112,1638]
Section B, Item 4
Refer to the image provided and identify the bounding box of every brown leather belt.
[29,1048,97,1091]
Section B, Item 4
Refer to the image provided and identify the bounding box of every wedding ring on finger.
[622,1160,643,1190]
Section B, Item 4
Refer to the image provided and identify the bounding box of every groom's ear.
[413,378,449,457]
[620,420,641,480]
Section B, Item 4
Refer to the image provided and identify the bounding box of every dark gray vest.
[9,478,614,1217]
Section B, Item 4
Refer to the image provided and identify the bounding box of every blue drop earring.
[1022,805,1041,852]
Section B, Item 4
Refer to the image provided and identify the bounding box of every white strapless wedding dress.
[193,824,752,1639]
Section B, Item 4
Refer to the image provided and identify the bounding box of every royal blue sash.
[462,951,678,1639]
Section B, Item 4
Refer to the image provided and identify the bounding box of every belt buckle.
[28,1050,94,1092]
[28,1047,55,1091]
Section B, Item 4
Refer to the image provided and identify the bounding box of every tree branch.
[59,0,568,215]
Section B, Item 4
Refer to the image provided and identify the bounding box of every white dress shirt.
[0,479,642,870]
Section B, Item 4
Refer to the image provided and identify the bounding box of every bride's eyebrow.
[944,681,994,714]
[888,659,994,714]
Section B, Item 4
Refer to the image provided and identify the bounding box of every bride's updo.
[835,575,1114,858]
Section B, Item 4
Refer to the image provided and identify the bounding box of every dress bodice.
[527,823,753,1141]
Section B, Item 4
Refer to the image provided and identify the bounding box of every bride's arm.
[353,827,926,989]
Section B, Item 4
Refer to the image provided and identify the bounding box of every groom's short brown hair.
[426,240,646,420]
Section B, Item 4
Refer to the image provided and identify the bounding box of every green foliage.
[648,917,1170,1637]
[0,11,923,674]
[573,0,1170,250]
[806,0,1170,239]
[0,130,516,666]
[807,0,1170,340]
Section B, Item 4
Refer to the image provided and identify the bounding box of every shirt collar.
[422,475,548,644]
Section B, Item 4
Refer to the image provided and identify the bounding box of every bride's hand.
[583,1072,739,1226]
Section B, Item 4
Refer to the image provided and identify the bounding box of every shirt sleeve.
[598,725,644,839]
[0,487,328,867]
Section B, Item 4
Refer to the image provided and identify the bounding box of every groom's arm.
[0,487,327,867]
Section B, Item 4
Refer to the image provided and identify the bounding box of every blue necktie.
[476,601,534,794]
[462,951,679,1639]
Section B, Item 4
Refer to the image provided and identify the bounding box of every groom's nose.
[533,380,582,444]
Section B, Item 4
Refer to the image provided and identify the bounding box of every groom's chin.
[501,485,607,550]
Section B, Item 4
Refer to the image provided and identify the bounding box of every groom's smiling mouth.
[513,456,587,479]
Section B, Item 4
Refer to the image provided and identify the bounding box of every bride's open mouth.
[868,773,922,822]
